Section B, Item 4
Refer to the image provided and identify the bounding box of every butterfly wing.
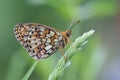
[14,23,63,60]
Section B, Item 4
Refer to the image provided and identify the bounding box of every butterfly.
[13,21,80,60]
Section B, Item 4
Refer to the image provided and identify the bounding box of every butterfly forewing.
[14,23,64,60]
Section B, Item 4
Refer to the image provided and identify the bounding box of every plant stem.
[22,61,39,80]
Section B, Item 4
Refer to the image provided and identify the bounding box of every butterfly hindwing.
[14,23,63,60]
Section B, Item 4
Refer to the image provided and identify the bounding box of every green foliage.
[22,61,39,80]
[0,0,117,80]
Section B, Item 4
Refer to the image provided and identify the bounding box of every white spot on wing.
[25,32,29,35]
[54,39,58,42]
[29,52,36,56]
[41,54,49,59]
[45,43,49,46]
[32,55,38,60]
[24,36,28,41]
[45,45,52,50]
[40,28,44,31]
[54,42,59,46]
[59,35,62,40]
[46,34,51,37]
[47,49,53,53]
[31,43,36,49]
[50,31,55,36]
[42,39,46,42]
[46,38,51,43]
[56,32,60,36]
[40,32,43,35]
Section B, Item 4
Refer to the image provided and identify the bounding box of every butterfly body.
[14,23,71,60]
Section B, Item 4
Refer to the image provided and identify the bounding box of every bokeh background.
[0,0,119,80]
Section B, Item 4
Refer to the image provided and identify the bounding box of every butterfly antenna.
[68,20,80,30]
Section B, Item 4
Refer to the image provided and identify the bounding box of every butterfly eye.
[66,30,71,38]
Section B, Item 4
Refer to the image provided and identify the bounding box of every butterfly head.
[65,30,72,38]
[62,20,80,45]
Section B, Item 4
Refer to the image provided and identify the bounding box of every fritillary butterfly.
[14,21,80,60]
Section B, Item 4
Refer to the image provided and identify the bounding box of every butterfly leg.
[59,46,67,62]
[67,38,76,49]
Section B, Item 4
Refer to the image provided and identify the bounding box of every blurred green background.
[0,0,119,80]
